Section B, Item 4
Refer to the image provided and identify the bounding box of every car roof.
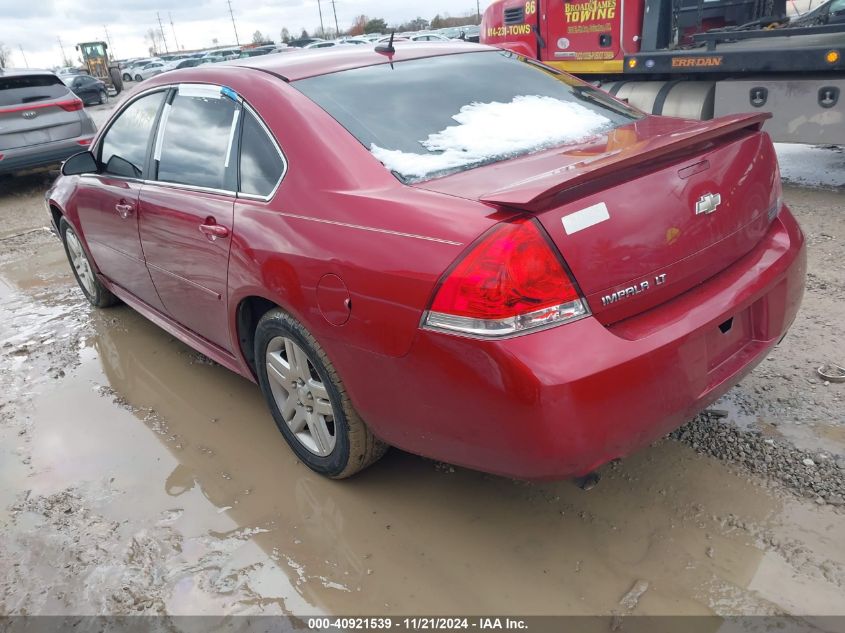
[224,41,492,81]
[0,68,58,78]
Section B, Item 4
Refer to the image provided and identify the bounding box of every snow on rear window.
[294,51,640,183]
[370,95,612,182]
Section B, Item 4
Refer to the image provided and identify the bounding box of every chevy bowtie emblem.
[695,192,721,215]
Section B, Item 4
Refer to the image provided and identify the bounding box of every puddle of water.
[1,233,844,617]
[713,391,845,457]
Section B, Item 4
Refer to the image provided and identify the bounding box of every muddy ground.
[0,105,843,618]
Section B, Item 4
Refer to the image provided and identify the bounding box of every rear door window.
[0,75,70,107]
[155,85,240,190]
[238,110,285,197]
[100,90,167,178]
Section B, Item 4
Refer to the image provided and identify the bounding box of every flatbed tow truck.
[481,0,845,143]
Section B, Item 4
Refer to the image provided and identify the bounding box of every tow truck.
[481,0,845,143]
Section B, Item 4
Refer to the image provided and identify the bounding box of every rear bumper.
[337,207,806,480]
[0,138,91,175]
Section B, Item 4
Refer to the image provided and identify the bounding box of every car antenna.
[375,31,396,55]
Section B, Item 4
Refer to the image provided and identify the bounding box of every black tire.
[254,308,387,478]
[108,67,123,94]
[98,90,108,105]
[122,72,132,82]
[135,74,142,82]
[59,218,119,309]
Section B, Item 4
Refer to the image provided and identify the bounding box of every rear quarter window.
[0,75,70,107]
[239,110,285,197]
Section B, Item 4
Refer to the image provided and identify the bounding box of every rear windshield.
[0,75,69,107]
[295,50,640,182]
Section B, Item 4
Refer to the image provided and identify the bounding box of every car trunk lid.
[0,74,82,151]
[414,113,781,324]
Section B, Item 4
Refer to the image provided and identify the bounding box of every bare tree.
[252,30,265,44]
[349,15,368,36]
[0,42,10,69]
[144,28,161,55]
[280,27,291,43]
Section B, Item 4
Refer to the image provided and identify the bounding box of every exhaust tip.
[573,471,600,491]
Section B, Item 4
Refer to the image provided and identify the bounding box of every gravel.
[671,412,845,506]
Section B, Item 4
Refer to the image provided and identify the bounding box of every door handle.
[199,221,230,240]
[114,202,134,219]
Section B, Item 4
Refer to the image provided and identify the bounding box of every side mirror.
[61,151,98,176]
[105,154,142,179]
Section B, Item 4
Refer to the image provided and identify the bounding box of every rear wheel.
[122,72,131,81]
[98,90,108,105]
[254,308,387,478]
[60,218,118,308]
[134,74,142,82]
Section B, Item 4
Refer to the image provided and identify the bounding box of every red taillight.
[768,161,784,222]
[57,99,84,112]
[424,218,588,337]
[77,138,93,146]
[0,99,83,114]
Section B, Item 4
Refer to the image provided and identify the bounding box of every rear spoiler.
[479,112,771,210]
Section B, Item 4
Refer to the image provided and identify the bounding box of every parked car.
[304,41,342,49]
[162,58,203,72]
[239,49,271,58]
[461,25,481,42]
[199,56,224,65]
[409,33,451,42]
[0,69,96,175]
[47,43,805,480]
[307,38,372,49]
[438,27,468,39]
[202,48,241,61]
[287,38,325,48]
[122,58,161,81]
[133,62,167,82]
[61,73,109,106]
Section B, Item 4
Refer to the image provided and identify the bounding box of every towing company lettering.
[671,56,724,68]
[487,24,534,38]
[565,0,617,23]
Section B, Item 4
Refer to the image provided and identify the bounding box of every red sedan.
[47,43,806,480]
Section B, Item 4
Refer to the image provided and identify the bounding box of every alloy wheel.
[65,229,96,297]
[265,336,337,457]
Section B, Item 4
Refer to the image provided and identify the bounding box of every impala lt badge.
[695,192,721,215]
[601,274,667,307]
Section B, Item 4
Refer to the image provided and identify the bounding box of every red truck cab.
[482,0,645,74]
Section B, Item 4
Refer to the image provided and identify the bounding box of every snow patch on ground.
[371,95,612,182]
[776,144,845,189]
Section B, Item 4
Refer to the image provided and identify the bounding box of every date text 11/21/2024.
[307,618,529,630]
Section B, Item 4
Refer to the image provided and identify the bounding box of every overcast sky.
[0,0,497,68]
